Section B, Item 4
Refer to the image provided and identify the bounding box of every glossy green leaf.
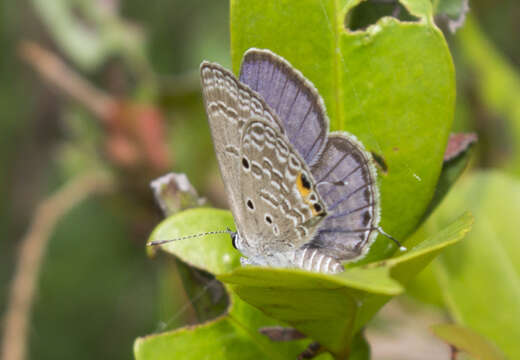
[431,324,507,360]
[421,171,520,359]
[231,0,455,261]
[143,208,470,358]
[147,208,239,275]
[219,212,472,356]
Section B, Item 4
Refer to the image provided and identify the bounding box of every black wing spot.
[247,200,254,210]
[242,157,250,169]
[313,203,322,213]
[265,215,272,224]
[301,173,311,189]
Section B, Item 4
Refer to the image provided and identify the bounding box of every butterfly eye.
[230,232,238,249]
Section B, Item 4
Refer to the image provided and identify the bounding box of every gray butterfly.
[200,49,388,274]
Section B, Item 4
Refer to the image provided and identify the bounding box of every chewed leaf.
[148,208,239,275]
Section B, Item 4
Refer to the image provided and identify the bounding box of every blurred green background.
[1,0,520,359]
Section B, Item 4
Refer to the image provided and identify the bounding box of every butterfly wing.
[239,49,328,166]
[309,133,380,260]
[202,51,380,262]
[238,49,380,261]
[238,119,327,254]
[200,62,284,238]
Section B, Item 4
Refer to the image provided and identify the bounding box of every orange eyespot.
[296,173,311,197]
[296,172,324,216]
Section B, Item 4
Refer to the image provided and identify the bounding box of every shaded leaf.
[134,295,312,360]
[420,136,475,223]
[231,0,455,262]
[431,324,507,360]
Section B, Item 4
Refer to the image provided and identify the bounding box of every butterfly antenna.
[147,228,233,246]
[377,227,407,251]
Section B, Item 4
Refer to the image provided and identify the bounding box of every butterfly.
[200,49,398,274]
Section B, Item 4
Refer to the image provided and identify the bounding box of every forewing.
[200,62,283,236]
[309,133,380,260]
[239,48,328,166]
[238,120,327,253]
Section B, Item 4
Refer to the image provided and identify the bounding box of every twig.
[18,41,116,120]
[1,172,114,360]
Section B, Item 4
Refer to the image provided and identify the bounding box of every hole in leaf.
[345,0,420,32]
[371,151,388,174]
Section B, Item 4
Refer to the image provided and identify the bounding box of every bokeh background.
[1,0,519,359]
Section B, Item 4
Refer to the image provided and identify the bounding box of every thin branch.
[1,172,114,360]
[18,41,116,120]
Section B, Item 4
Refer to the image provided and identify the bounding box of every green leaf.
[134,294,312,360]
[219,212,472,356]
[349,331,371,360]
[144,208,471,357]
[147,208,239,275]
[422,171,520,359]
[141,208,321,359]
[431,324,507,360]
[231,0,455,261]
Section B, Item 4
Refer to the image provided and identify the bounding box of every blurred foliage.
[432,323,507,360]
[410,171,520,359]
[2,0,520,359]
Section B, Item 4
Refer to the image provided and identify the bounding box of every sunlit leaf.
[231,0,455,262]
[144,208,471,357]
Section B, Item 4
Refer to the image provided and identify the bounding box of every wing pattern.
[239,49,328,166]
